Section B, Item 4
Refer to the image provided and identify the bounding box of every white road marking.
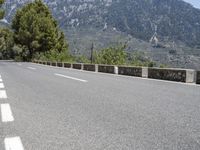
[17,63,22,66]
[4,137,24,150]
[27,67,36,70]
[0,83,5,89]
[55,73,88,83]
[0,78,2,82]
[1,104,14,122]
[0,90,7,99]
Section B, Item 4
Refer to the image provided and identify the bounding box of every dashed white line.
[55,73,88,83]
[0,83,4,89]
[1,104,14,122]
[0,90,7,99]
[4,137,24,150]
[27,67,36,70]
[0,76,23,150]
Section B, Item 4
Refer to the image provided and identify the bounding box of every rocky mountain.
[2,0,200,69]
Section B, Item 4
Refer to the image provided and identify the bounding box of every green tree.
[0,28,14,59]
[11,0,69,61]
[0,0,5,19]
[94,45,127,65]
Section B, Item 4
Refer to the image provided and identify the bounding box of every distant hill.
[3,0,200,47]
[2,0,200,69]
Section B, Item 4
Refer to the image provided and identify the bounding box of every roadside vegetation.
[94,45,127,65]
[0,0,159,67]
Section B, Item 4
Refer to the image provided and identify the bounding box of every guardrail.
[32,60,199,85]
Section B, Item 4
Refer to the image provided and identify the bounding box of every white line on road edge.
[55,73,88,83]
[0,78,2,82]
[1,104,14,122]
[4,137,24,150]
[27,67,36,70]
[0,83,5,89]
[0,90,7,99]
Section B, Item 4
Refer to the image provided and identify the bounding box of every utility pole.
[90,42,94,64]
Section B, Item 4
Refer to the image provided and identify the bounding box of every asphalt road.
[0,61,200,150]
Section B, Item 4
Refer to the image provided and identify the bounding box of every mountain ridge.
[3,0,200,47]
[2,0,200,69]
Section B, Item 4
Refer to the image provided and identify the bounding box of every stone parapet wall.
[118,66,142,77]
[148,68,186,82]
[98,65,115,74]
[32,60,199,84]
[63,63,71,68]
[57,62,63,67]
[51,62,57,66]
[72,63,82,70]
[83,64,95,72]
[47,62,51,66]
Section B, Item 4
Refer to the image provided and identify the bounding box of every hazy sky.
[184,0,200,8]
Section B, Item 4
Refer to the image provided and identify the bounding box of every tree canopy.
[11,0,69,61]
[0,28,14,59]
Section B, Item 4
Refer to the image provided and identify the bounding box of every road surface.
[0,61,200,150]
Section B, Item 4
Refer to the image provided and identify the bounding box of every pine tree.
[12,0,69,61]
[0,28,14,59]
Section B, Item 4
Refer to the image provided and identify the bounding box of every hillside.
[2,0,200,69]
